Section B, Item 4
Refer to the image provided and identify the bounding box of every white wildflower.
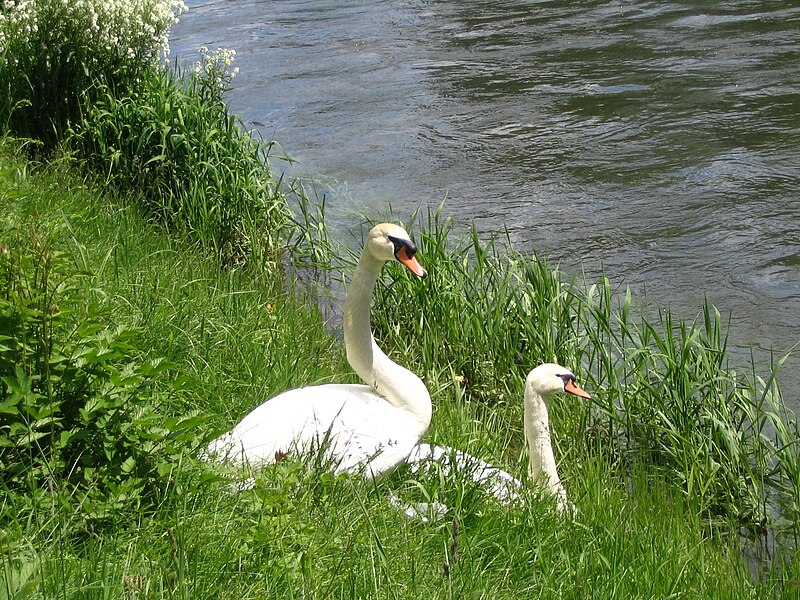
[193,45,240,97]
[1,0,189,69]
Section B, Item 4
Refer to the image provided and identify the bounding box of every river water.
[170,0,800,403]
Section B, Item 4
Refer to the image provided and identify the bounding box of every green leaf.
[121,456,137,474]
[0,396,21,415]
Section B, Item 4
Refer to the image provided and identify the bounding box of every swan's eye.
[557,374,575,385]
[387,235,417,258]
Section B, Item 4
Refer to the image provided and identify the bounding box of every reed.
[67,62,289,264]
[358,208,799,540]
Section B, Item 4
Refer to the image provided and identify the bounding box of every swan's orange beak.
[564,379,591,399]
[396,246,428,278]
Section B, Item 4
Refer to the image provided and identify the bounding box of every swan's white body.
[405,363,591,512]
[406,442,523,501]
[206,224,430,478]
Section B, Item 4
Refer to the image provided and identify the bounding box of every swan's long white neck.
[343,250,431,432]
[523,384,567,503]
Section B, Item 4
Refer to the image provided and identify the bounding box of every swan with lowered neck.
[404,363,591,513]
[206,223,431,478]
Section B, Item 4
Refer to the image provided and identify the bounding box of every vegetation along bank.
[1,1,798,597]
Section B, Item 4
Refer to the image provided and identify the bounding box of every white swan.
[206,223,431,478]
[404,363,591,513]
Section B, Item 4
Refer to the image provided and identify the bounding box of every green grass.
[67,63,289,263]
[2,142,799,598]
[7,459,786,599]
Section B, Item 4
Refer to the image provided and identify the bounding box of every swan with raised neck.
[343,223,431,430]
[205,223,431,478]
[523,363,591,507]
[405,363,591,514]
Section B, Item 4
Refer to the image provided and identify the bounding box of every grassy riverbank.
[1,141,795,599]
[2,1,799,597]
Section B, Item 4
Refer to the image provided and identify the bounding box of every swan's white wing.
[206,383,420,477]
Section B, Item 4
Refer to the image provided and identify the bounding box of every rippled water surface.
[171,0,800,400]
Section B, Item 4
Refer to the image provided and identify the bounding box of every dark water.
[170,0,800,404]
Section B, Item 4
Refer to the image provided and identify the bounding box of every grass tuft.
[67,63,289,264]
